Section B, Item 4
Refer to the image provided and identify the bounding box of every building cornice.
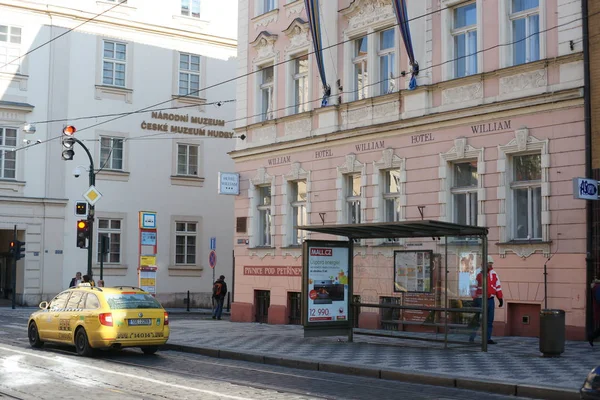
[0,1,237,49]
[229,88,583,161]
[0,196,68,206]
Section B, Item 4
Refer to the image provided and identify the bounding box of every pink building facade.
[231,0,587,339]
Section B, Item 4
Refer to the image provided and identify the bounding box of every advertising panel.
[458,251,479,298]
[305,242,350,324]
[394,250,432,293]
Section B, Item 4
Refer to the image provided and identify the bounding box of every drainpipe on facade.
[582,0,593,341]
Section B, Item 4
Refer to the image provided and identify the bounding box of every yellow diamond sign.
[83,185,102,206]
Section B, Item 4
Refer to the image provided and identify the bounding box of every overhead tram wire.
[13,5,591,151]
[0,0,128,70]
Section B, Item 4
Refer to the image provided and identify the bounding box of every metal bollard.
[186,290,190,312]
[226,292,231,312]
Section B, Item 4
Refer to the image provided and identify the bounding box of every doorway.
[255,290,270,323]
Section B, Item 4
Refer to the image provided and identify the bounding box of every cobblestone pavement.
[0,311,533,400]
[0,307,592,396]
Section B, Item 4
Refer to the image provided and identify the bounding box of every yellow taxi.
[27,285,170,356]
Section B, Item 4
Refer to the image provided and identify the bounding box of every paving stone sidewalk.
[165,313,596,396]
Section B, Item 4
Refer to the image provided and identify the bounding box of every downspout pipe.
[582,0,593,341]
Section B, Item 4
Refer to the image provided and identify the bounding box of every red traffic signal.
[63,126,76,136]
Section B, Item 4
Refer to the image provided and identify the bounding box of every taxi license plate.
[128,318,152,326]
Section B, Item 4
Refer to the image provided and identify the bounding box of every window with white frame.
[102,40,126,87]
[181,0,200,18]
[511,154,542,239]
[346,174,361,224]
[0,25,21,74]
[453,2,477,78]
[175,222,196,264]
[257,186,272,246]
[511,0,540,65]
[97,219,121,263]
[383,170,402,223]
[293,54,309,113]
[262,0,276,14]
[290,180,307,245]
[177,144,198,176]
[378,29,395,95]
[259,65,274,121]
[0,127,16,179]
[100,137,124,170]
[179,53,200,97]
[451,161,478,226]
[353,36,368,100]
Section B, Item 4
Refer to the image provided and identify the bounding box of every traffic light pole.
[11,225,16,310]
[70,137,95,278]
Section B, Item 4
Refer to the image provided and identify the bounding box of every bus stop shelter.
[298,220,491,352]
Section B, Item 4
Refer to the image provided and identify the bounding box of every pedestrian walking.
[469,255,503,344]
[212,275,227,320]
[69,272,82,288]
[81,274,95,287]
[589,279,600,346]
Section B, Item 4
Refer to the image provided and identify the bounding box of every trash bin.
[539,309,565,357]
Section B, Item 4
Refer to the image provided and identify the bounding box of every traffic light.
[62,125,76,161]
[76,220,89,249]
[75,201,87,216]
[10,240,25,260]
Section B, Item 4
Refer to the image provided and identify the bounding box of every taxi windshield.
[105,293,162,309]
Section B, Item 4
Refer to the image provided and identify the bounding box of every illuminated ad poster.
[394,250,432,293]
[458,252,479,298]
[305,242,350,324]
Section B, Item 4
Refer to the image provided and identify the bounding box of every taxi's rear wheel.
[28,322,44,348]
[75,328,93,357]
[141,346,158,355]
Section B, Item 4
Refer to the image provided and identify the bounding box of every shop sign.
[243,266,302,276]
[573,177,599,200]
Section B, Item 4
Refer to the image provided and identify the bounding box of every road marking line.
[0,345,257,400]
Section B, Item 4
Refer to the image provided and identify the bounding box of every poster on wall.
[304,241,350,325]
[458,252,479,298]
[394,250,432,293]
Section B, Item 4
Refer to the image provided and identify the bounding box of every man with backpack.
[212,275,227,320]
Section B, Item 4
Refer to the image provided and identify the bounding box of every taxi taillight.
[164,312,169,326]
[99,313,113,327]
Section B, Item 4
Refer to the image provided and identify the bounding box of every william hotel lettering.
[471,120,511,134]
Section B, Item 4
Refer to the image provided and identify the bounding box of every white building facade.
[0,0,238,307]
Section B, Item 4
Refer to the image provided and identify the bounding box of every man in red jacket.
[469,255,504,344]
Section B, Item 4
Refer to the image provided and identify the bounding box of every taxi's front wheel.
[28,322,44,348]
[75,328,93,357]
[141,346,158,355]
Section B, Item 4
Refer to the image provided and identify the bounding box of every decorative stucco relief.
[283,19,310,54]
[285,0,305,18]
[442,82,483,105]
[284,117,311,137]
[253,10,278,29]
[341,106,372,126]
[251,32,278,64]
[251,124,276,142]
[341,0,395,31]
[373,100,400,119]
[500,69,547,95]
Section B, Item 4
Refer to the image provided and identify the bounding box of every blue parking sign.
[210,237,216,250]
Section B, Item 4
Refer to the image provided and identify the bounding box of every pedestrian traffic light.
[75,201,87,216]
[76,220,89,249]
[62,125,76,161]
[14,240,25,260]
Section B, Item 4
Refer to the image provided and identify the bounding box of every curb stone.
[163,343,581,400]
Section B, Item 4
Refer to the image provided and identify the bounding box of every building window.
[353,36,368,100]
[0,127,16,179]
[511,0,539,65]
[346,175,361,224]
[511,154,542,239]
[97,219,121,263]
[453,3,477,78]
[383,170,402,223]
[293,55,309,113]
[175,222,196,264]
[181,0,200,18]
[262,0,276,14]
[179,53,200,96]
[257,186,272,246]
[290,180,307,245]
[102,40,126,87]
[177,144,198,176]
[99,137,124,170]
[0,25,21,74]
[451,161,478,226]
[378,29,395,95]
[259,65,274,121]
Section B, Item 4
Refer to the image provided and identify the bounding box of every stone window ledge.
[92,264,127,276]
[168,265,203,277]
[496,241,552,259]
[170,175,205,187]
[96,170,130,182]
[0,179,25,196]
[171,94,206,110]
[95,85,133,103]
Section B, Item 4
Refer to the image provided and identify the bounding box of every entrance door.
[255,290,270,323]
[0,256,10,300]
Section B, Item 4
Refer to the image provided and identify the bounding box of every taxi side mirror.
[39,301,48,309]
